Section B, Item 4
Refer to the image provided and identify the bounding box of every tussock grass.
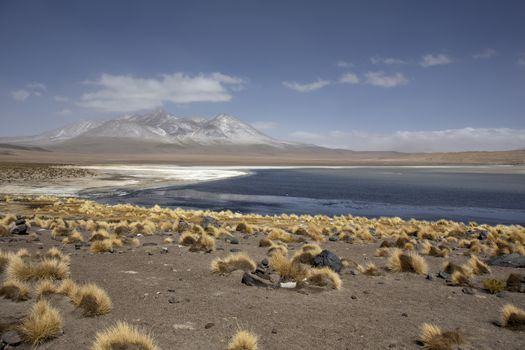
[236,222,254,234]
[357,262,382,276]
[90,239,113,253]
[307,267,342,289]
[91,321,159,350]
[227,330,258,350]
[211,253,257,275]
[468,255,490,275]
[34,279,58,299]
[267,242,288,257]
[16,248,31,258]
[0,279,31,301]
[269,252,308,282]
[418,323,464,350]
[63,230,84,244]
[57,278,79,297]
[0,250,14,272]
[179,231,199,246]
[163,237,173,244]
[291,243,322,265]
[268,228,302,243]
[482,279,506,294]
[189,233,216,252]
[17,299,63,345]
[259,237,273,247]
[388,249,428,275]
[89,229,110,242]
[449,271,472,287]
[500,304,525,330]
[72,283,112,316]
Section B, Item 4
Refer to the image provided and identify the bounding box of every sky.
[1,0,524,152]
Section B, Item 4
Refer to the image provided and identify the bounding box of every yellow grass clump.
[268,228,301,243]
[291,243,322,265]
[72,283,113,316]
[357,262,382,276]
[17,299,63,345]
[227,330,258,350]
[34,279,58,299]
[89,229,110,242]
[468,255,490,275]
[91,321,159,350]
[269,252,308,282]
[211,253,257,275]
[6,256,69,281]
[388,249,428,275]
[236,222,253,234]
[90,239,113,253]
[179,231,199,246]
[57,278,79,297]
[449,271,472,287]
[189,234,216,252]
[500,304,525,330]
[418,323,464,350]
[482,278,506,294]
[0,279,31,301]
[63,230,84,244]
[259,237,273,247]
[307,267,342,289]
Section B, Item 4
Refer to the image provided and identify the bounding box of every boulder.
[312,249,342,273]
[9,224,27,235]
[487,253,525,268]
[201,216,217,229]
[241,272,273,288]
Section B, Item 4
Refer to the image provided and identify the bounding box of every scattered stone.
[201,216,217,228]
[1,330,21,346]
[204,322,215,329]
[488,253,525,268]
[271,329,277,334]
[438,271,450,279]
[506,273,525,293]
[477,230,489,240]
[227,237,239,245]
[161,247,169,254]
[462,287,476,295]
[230,248,242,253]
[351,295,357,300]
[261,258,269,267]
[14,218,25,226]
[168,297,179,304]
[401,313,408,317]
[312,249,342,273]
[496,292,509,298]
[178,220,189,231]
[10,224,27,235]
[143,242,158,247]
[328,236,339,242]
[426,274,434,281]
[242,272,273,288]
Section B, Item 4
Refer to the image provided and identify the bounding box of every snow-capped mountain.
[3,109,284,147]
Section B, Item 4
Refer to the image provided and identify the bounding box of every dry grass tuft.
[291,243,322,265]
[259,237,273,247]
[91,321,159,350]
[227,330,258,350]
[269,252,308,282]
[357,262,382,276]
[17,299,63,345]
[236,222,253,234]
[179,231,199,246]
[388,249,428,275]
[34,279,58,299]
[468,255,490,275]
[0,279,31,301]
[57,278,79,297]
[449,271,472,287]
[6,256,69,281]
[307,267,342,289]
[63,230,84,244]
[418,323,464,350]
[500,304,525,330]
[72,283,112,317]
[211,253,257,275]
[482,278,506,294]
[90,239,113,253]
[189,233,216,252]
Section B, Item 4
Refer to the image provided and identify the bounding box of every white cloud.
[288,127,525,152]
[26,82,46,90]
[11,81,47,101]
[336,60,354,68]
[473,48,499,59]
[370,56,406,65]
[78,72,244,113]
[339,72,360,84]
[365,71,408,88]
[518,53,525,67]
[420,54,452,67]
[252,121,277,131]
[53,95,69,102]
[282,79,330,92]
[11,89,31,101]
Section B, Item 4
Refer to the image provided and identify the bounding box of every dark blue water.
[91,167,525,225]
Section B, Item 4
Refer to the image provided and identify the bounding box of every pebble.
[204,323,215,329]
[1,330,21,346]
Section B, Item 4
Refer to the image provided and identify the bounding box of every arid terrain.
[1,196,524,349]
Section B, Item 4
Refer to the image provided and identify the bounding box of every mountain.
[2,109,284,148]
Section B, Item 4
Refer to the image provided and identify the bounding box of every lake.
[90,167,525,225]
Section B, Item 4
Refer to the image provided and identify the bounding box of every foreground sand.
[1,197,524,349]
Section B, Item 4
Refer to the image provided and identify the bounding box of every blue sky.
[1,0,524,151]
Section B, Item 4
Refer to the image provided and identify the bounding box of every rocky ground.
[0,197,524,349]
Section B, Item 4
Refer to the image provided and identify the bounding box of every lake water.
[91,167,525,225]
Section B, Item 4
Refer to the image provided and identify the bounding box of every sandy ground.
[1,224,524,349]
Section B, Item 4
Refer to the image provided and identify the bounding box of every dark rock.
[143,242,158,247]
[201,216,217,229]
[271,329,278,334]
[426,274,434,281]
[488,253,525,268]
[506,273,525,293]
[14,218,25,226]
[261,258,269,267]
[168,297,179,304]
[328,236,339,242]
[177,220,189,232]
[477,230,489,240]
[160,247,169,254]
[401,313,408,317]
[9,224,27,235]
[351,295,357,300]
[496,291,509,298]
[204,322,215,329]
[1,330,21,346]
[241,272,272,287]
[461,287,476,295]
[227,237,239,245]
[437,271,450,279]
[230,248,242,253]
[312,250,342,273]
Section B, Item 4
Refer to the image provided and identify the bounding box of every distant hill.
[0,109,524,165]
